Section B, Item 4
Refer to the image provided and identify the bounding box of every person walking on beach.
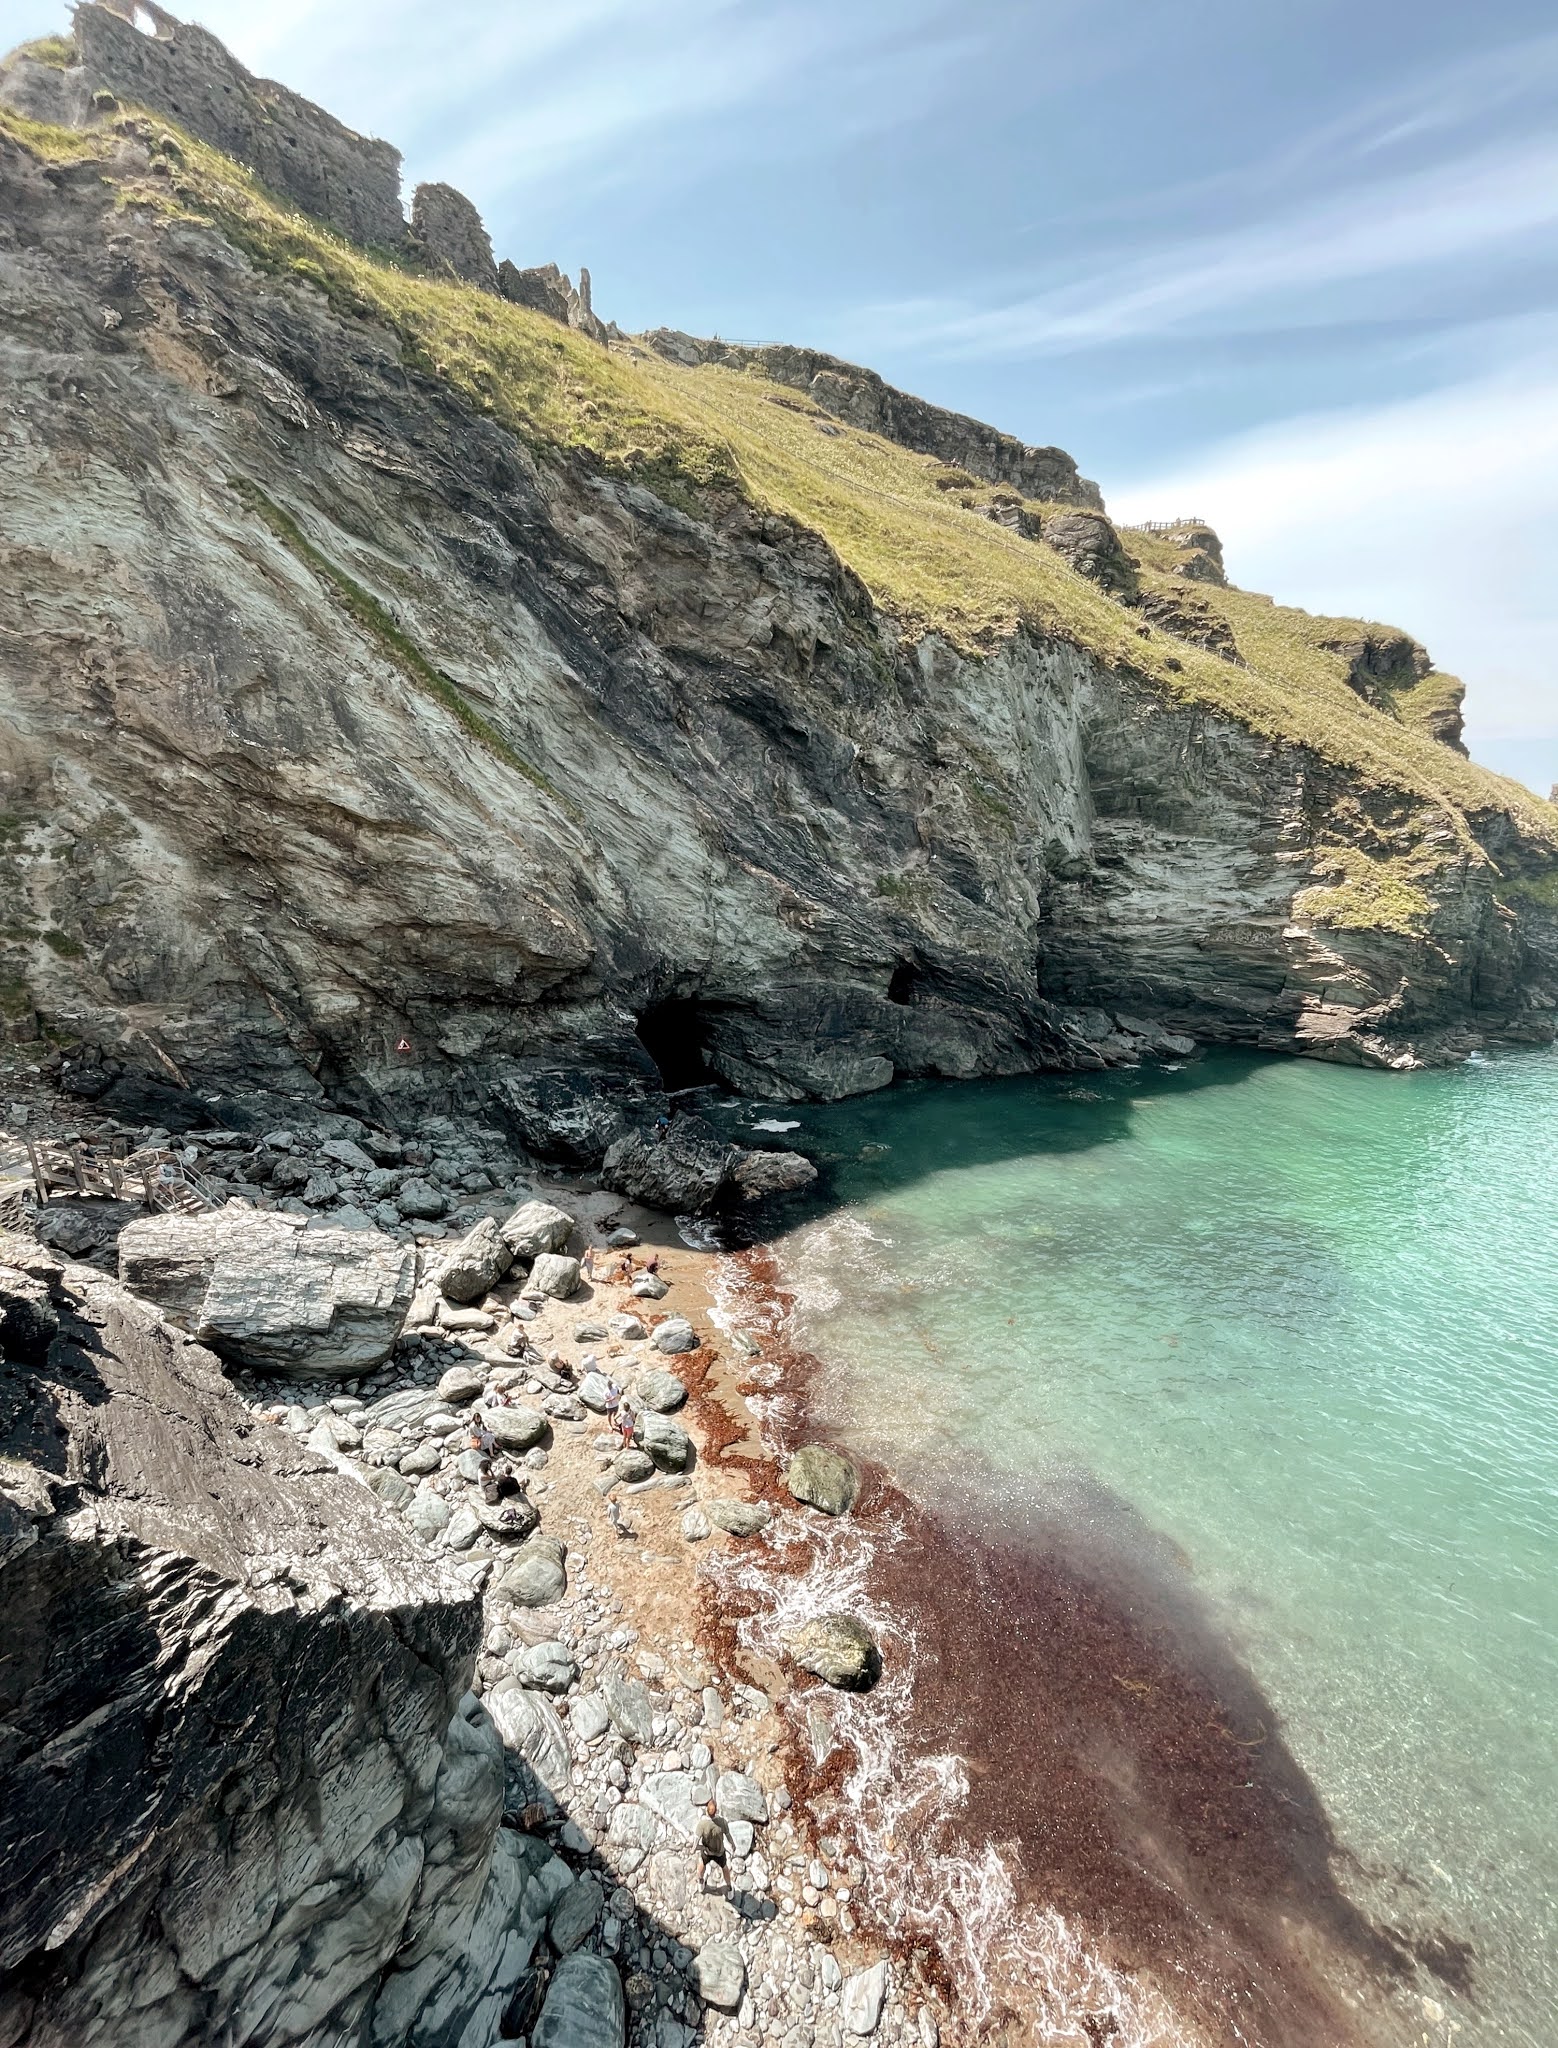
[615,1402,636,1449]
[695,1802,729,1891]
[581,1246,595,1282]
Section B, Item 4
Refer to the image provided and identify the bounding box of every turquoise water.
[764,1050,1558,2046]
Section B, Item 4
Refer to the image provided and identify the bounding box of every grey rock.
[681,1507,710,1542]
[602,1118,814,1215]
[842,1961,889,2037]
[631,1274,670,1301]
[482,1405,548,1454]
[573,1320,610,1342]
[607,1313,647,1342]
[406,1491,453,1540]
[713,1770,768,1824]
[640,1768,716,1839]
[612,1448,655,1483]
[396,1178,448,1219]
[578,1371,620,1413]
[633,1370,687,1413]
[368,1467,416,1510]
[605,1227,638,1248]
[494,1535,567,1608]
[605,1800,658,1852]
[445,1505,482,1550]
[437,1216,513,1302]
[527,1252,581,1299]
[568,1692,610,1743]
[518,1640,579,1693]
[500,1201,575,1260]
[0,1241,523,2048]
[786,1444,858,1516]
[703,1498,770,1537]
[549,1871,605,1954]
[300,1170,339,1205]
[118,1209,416,1378]
[486,1682,572,1794]
[362,1388,447,1431]
[636,1411,692,1471]
[649,1317,698,1355]
[694,1941,746,2013]
[600,1673,657,1747]
[533,1953,625,2048]
[436,1363,485,1405]
[476,1497,540,1541]
[411,179,498,290]
[783,1612,881,1691]
[319,1137,376,1172]
[398,1441,442,1476]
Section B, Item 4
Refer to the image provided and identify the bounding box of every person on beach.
[695,1803,729,1890]
[616,1402,636,1449]
[643,1250,660,1276]
[606,1498,635,1540]
[470,1424,498,1457]
[618,1251,635,1282]
[581,1246,595,1281]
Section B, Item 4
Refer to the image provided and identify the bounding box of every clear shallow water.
[761,1051,1558,2047]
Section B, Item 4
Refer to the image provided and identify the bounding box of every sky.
[7,0,1556,791]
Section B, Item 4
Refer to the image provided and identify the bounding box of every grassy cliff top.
[3,96,1554,857]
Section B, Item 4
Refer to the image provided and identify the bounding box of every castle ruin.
[0,1,607,336]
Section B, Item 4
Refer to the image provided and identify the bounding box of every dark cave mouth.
[635,998,718,1092]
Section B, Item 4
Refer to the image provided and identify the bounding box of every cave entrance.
[635,999,716,1092]
[888,960,921,1005]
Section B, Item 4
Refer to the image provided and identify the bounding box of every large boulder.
[0,1237,532,2048]
[526,1253,580,1300]
[500,1201,575,1260]
[532,1953,625,2048]
[636,1410,692,1472]
[485,1682,572,1796]
[783,1612,882,1691]
[482,1404,548,1454]
[436,1217,513,1303]
[786,1444,858,1515]
[117,1207,416,1377]
[493,1534,567,1608]
[601,1117,816,1214]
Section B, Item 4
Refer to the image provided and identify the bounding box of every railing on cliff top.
[1120,517,1208,533]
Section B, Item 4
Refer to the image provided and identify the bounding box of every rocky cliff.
[1,12,1556,1161]
[0,1231,574,2048]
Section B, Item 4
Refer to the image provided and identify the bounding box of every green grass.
[14,34,75,69]
[231,478,577,817]
[2,95,1556,880]
[39,930,84,959]
[1293,847,1436,937]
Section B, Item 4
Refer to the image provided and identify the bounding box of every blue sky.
[10,0,1556,789]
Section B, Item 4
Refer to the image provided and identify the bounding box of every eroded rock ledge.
[0,1234,565,2048]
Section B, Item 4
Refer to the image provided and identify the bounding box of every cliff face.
[0,40,1555,1152]
[0,1234,570,2048]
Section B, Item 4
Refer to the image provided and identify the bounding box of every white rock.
[118,1209,416,1378]
[649,1317,697,1354]
[528,1253,581,1300]
[842,1962,889,2036]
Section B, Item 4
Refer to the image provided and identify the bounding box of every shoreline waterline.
[695,1048,1558,2046]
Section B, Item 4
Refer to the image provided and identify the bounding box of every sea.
[706,1049,1558,2048]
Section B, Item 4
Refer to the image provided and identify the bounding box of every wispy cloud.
[848,129,1558,359]
[1107,333,1558,776]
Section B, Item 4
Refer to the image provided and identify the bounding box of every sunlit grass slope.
[2,91,1554,861]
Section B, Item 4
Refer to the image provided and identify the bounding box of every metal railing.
[0,1133,222,1214]
[1121,517,1208,534]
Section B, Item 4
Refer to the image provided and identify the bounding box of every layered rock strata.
[0,1234,570,2048]
[0,32,1554,1161]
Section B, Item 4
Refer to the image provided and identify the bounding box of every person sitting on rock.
[471,1423,498,1457]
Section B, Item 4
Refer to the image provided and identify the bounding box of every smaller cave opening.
[887,961,920,1006]
[635,998,715,1092]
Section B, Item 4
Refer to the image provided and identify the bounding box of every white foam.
[705,1247,1198,2047]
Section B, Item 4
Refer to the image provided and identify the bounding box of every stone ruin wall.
[73,0,407,249]
[5,5,612,337]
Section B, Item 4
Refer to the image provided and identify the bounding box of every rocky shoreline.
[0,1071,938,2048]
